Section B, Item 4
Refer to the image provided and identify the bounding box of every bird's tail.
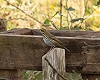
[64,47,70,52]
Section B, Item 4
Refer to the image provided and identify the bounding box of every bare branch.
[4,0,44,25]
[4,0,60,30]
[65,0,72,29]
[60,0,63,28]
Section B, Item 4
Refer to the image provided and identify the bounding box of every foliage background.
[0,0,100,31]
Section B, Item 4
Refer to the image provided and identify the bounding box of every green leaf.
[44,19,50,25]
[34,71,43,80]
[66,7,75,11]
[60,27,67,30]
[71,26,82,30]
[71,18,84,23]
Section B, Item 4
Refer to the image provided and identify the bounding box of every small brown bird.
[40,28,70,52]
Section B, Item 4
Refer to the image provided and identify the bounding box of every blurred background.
[0,0,100,31]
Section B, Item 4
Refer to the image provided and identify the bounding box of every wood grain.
[0,29,100,74]
[42,48,66,80]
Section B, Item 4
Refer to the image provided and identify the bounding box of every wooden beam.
[0,22,22,80]
[0,34,49,70]
[0,28,32,35]
[2,28,100,38]
[0,69,22,80]
[32,29,100,38]
[0,33,100,74]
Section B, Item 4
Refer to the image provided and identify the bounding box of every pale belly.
[43,37,55,46]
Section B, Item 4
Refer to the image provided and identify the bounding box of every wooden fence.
[0,19,100,80]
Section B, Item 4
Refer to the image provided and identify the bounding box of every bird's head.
[40,28,47,35]
[40,28,52,38]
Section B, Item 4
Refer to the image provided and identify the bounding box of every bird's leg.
[50,46,55,50]
[48,46,55,52]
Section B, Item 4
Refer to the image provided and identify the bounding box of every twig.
[8,18,32,21]
[4,0,43,25]
[70,11,92,29]
[32,0,58,30]
[60,0,63,28]
[50,21,59,30]
[47,0,50,18]
[45,58,67,80]
[4,0,59,30]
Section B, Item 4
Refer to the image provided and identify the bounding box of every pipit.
[40,28,70,52]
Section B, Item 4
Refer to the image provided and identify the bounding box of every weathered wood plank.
[82,46,100,74]
[32,29,100,38]
[0,28,32,35]
[0,21,22,80]
[0,34,49,70]
[42,48,66,80]
[0,30,100,74]
[0,69,21,80]
[2,28,100,38]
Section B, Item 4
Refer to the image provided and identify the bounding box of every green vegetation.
[0,0,100,31]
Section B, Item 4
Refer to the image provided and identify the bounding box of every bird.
[40,28,70,52]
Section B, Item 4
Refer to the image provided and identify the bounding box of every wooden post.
[42,48,66,80]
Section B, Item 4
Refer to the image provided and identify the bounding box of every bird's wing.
[44,29,70,52]
[46,30,65,46]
